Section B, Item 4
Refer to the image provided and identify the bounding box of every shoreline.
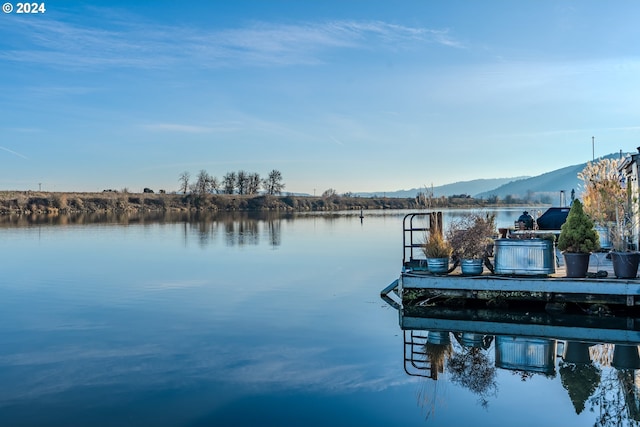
[0,190,544,215]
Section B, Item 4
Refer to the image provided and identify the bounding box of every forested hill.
[475,152,628,200]
[358,152,629,201]
[355,177,525,199]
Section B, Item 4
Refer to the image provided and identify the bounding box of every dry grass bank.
[0,191,425,215]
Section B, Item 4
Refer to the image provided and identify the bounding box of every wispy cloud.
[0,146,28,159]
[0,340,412,403]
[494,126,640,139]
[0,10,462,70]
[330,135,344,145]
[143,123,220,133]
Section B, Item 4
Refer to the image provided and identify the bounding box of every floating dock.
[381,212,640,312]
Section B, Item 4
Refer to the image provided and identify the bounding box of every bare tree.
[193,169,212,195]
[210,176,220,194]
[247,173,261,195]
[178,171,190,194]
[322,188,337,198]
[222,172,237,194]
[264,169,285,195]
[237,170,248,195]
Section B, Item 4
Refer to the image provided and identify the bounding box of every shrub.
[422,232,452,258]
[557,200,600,253]
[578,158,625,224]
[446,212,496,259]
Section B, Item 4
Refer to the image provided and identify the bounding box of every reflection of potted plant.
[425,330,453,379]
[446,212,496,275]
[611,344,640,369]
[559,361,601,415]
[448,346,498,407]
[422,232,452,274]
[557,200,600,278]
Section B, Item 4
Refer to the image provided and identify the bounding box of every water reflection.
[0,211,291,248]
[398,306,640,425]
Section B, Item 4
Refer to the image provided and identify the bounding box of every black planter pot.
[563,341,592,364]
[612,345,640,369]
[610,251,640,279]
[562,252,590,278]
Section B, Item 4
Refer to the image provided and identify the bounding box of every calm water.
[0,208,637,426]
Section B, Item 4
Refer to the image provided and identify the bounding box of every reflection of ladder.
[403,212,443,269]
[404,330,431,377]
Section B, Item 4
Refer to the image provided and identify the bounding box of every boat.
[536,206,570,230]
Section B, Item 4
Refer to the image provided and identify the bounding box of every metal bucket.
[427,331,451,345]
[457,333,492,349]
[460,258,483,275]
[494,238,556,275]
[495,336,557,375]
[426,257,449,274]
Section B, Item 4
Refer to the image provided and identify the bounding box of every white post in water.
[560,190,566,207]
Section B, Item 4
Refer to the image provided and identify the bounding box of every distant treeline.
[0,191,545,215]
[177,169,285,196]
[417,191,556,206]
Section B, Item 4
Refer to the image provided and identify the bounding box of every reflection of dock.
[396,307,640,424]
[399,306,640,380]
[400,306,640,345]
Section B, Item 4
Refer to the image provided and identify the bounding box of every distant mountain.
[355,178,526,199]
[353,152,630,201]
[475,152,628,201]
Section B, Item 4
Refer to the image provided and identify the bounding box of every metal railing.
[402,212,442,268]
[403,330,431,377]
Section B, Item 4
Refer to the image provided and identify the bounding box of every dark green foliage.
[559,362,601,414]
[557,199,600,253]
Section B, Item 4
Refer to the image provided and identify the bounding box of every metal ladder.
[402,212,442,269]
[403,330,432,377]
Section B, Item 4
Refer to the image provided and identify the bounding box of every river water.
[0,208,637,426]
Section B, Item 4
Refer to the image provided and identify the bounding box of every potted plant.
[557,199,600,278]
[422,231,452,274]
[579,158,624,250]
[610,168,640,278]
[609,210,640,278]
[446,212,496,275]
[580,157,640,278]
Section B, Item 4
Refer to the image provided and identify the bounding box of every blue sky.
[1,1,640,194]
